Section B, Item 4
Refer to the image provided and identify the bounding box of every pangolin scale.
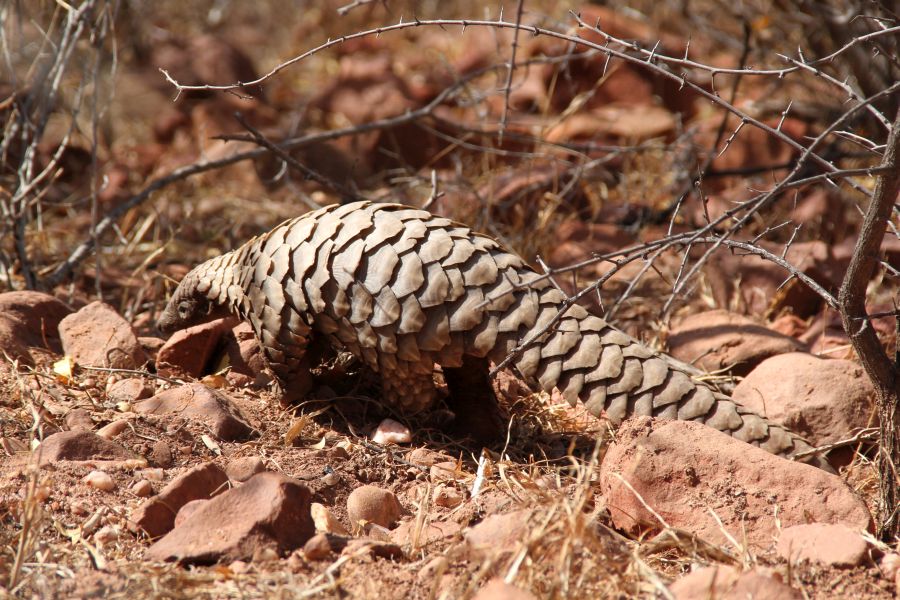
[159,201,829,469]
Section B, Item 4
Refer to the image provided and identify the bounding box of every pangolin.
[158,200,829,469]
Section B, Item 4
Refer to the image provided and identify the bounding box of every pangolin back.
[161,201,827,466]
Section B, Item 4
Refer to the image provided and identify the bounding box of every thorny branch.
[838,108,900,538]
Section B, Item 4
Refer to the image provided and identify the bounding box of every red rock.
[129,462,229,539]
[64,408,94,431]
[59,301,146,369]
[667,310,805,376]
[156,318,236,379]
[138,336,166,361]
[472,579,538,600]
[225,456,266,482]
[704,241,837,318]
[303,533,334,560]
[391,518,461,547]
[133,383,253,441]
[83,470,116,492]
[434,485,463,508]
[371,418,412,445]
[311,503,350,535]
[174,499,209,528]
[107,378,152,404]
[149,440,174,468]
[97,419,130,440]
[222,322,267,386]
[547,221,635,267]
[599,417,871,551]
[132,480,153,497]
[341,538,403,559]
[406,448,447,467]
[34,431,135,466]
[768,314,808,338]
[347,485,402,529]
[776,523,870,567]
[670,566,799,600]
[465,509,531,558]
[732,353,876,446]
[0,291,72,364]
[145,472,314,564]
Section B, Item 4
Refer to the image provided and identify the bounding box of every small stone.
[311,502,350,535]
[107,378,152,404]
[669,566,798,600]
[129,462,229,539]
[133,383,253,442]
[97,419,130,440]
[137,468,165,481]
[465,510,531,559]
[600,417,872,552]
[83,470,116,492]
[94,525,120,545]
[667,310,804,376]
[777,523,870,567]
[226,456,266,482]
[371,419,412,445]
[472,579,538,600]
[732,353,876,446]
[347,485,403,529]
[59,301,146,369]
[155,317,236,379]
[71,500,91,516]
[303,533,333,560]
[132,480,153,497]
[391,518,461,547]
[149,440,174,468]
[34,431,135,466]
[145,472,315,564]
[406,448,446,467]
[434,485,463,508]
[0,291,71,364]
[329,445,350,460]
[342,539,403,559]
[64,408,94,431]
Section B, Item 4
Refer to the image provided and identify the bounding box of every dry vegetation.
[1,0,898,598]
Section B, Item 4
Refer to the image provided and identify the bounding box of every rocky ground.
[0,289,895,598]
[1,1,899,598]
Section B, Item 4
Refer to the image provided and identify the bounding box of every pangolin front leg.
[158,200,831,470]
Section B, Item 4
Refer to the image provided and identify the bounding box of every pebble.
[225,456,266,482]
[434,485,463,508]
[303,533,333,560]
[94,525,120,545]
[83,470,116,492]
[371,419,412,445]
[347,485,402,529]
[131,480,153,497]
[97,419,130,440]
[311,502,350,535]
